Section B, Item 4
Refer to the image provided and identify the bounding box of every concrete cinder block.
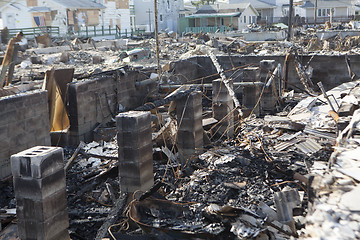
[16,189,68,221]
[116,111,151,132]
[13,168,66,200]
[11,146,64,179]
[212,80,234,138]
[117,128,152,148]
[17,209,69,240]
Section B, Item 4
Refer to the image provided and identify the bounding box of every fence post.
[94,26,96,36]
[86,26,88,38]
[102,25,104,36]
[125,29,127,38]
[109,25,111,35]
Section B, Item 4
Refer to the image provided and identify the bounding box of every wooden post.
[0,32,23,88]
[314,0,317,25]
[287,0,293,41]
[154,0,161,79]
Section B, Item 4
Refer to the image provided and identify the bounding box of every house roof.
[0,0,105,11]
[51,0,105,9]
[0,0,12,9]
[216,3,259,15]
[28,7,51,12]
[186,12,242,18]
[216,0,275,9]
[301,0,350,8]
[196,5,217,14]
[191,3,259,17]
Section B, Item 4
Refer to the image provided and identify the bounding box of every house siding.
[134,0,183,32]
[99,0,131,31]
[238,6,257,30]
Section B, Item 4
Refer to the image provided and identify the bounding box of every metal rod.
[159,82,265,89]
[317,81,337,113]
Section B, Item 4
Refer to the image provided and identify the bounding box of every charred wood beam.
[95,193,128,240]
[293,50,317,96]
[207,50,243,117]
[133,88,195,112]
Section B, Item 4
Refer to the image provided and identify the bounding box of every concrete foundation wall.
[68,77,118,145]
[176,55,360,91]
[0,90,51,179]
[68,71,143,145]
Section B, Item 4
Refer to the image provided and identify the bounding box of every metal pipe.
[159,82,265,89]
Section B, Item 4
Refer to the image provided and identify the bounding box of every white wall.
[238,6,257,30]
[134,0,183,32]
[1,0,33,29]
[99,0,131,31]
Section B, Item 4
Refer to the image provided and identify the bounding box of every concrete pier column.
[260,60,277,114]
[243,84,262,116]
[212,79,234,138]
[176,91,203,161]
[11,146,70,240]
[116,111,153,194]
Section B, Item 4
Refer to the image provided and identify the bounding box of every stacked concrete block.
[176,91,203,160]
[242,67,261,82]
[118,71,140,110]
[0,90,51,179]
[212,79,234,138]
[68,77,117,145]
[260,60,277,114]
[116,111,153,193]
[11,146,69,240]
[243,84,262,117]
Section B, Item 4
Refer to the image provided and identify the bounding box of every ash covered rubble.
[1,27,360,240]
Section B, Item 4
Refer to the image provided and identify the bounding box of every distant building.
[215,0,276,24]
[180,3,259,33]
[134,0,184,32]
[296,0,353,23]
[0,0,133,35]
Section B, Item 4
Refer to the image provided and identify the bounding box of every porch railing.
[185,26,232,33]
[7,26,60,38]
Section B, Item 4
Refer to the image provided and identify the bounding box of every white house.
[0,0,133,35]
[257,0,294,23]
[296,0,353,23]
[133,0,184,32]
[96,0,133,32]
[215,0,276,24]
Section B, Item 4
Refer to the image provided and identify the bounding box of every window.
[249,16,251,23]
[167,0,170,9]
[252,16,256,23]
[317,8,333,17]
[244,15,246,23]
[160,14,163,21]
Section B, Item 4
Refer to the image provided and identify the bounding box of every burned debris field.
[1,25,360,240]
